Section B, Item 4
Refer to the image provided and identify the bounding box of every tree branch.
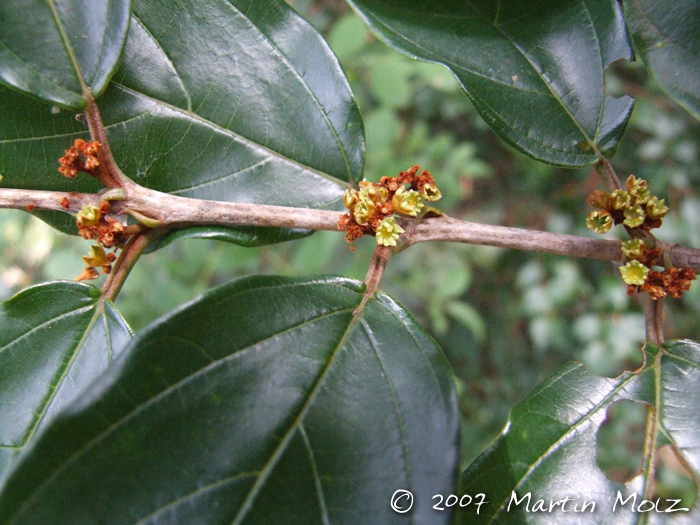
[3,185,700,272]
[0,188,102,213]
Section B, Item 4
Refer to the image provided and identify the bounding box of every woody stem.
[101,230,158,302]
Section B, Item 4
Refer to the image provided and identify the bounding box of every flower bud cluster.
[619,238,696,299]
[587,176,694,299]
[339,165,441,249]
[586,175,669,234]
[74,200,127,281]
[58,139,102,178]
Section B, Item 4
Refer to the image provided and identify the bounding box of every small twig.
[595,158,622,192]
[84,93,131,188]
[354,245,392,315]
[101,231,157,302]
[644,297,665,346]
[410,216,623,260]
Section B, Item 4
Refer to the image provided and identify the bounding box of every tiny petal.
[375,216,405,246]
[76,266,99,282]
[623,206,645,228]
[620,260,649,286]
[586,210,613,234]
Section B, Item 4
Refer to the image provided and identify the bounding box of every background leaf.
[0,0,364,247]
[0,276,459,524]
[624,0,700,122]
[457,341,700,524]
[0,0,131,108]
[0,281,131,483]
[346,0,634,166]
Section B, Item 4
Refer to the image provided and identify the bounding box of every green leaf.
[457,341,700,524]
[347,0,634,166]
[624,0,700,121]
[0,0,364,247]
[0,276,459,524]
[0,281,131,483]
[0,0,131,109]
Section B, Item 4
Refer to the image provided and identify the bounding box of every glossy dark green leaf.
[0,0,131,109]
[457,341,700,524]
[0,282,131,483]
[624,0,700,121]
[0,0,364,246]
[0,275,458,524]
[347,0,634,166]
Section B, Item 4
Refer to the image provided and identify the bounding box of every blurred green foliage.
[2,0,700,490]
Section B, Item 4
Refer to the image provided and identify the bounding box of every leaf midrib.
[46,0,87,95]
[229,307,362,525]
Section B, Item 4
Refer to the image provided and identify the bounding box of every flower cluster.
[74,200,127,281]
[76,200,127,248]
[587,177,695,299]
[338,165,441,249]
[58,139,102,178]
[619,239,695,299]
[586,175,669,234]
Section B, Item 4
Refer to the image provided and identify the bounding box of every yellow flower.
[586,210,613,234]
[343,189,359,211]
[619,260,649,286]
[392,186,423,216]
[353,199,375,225]
[621,239,645,260]
[626,175,650,205]
[375,216,404,246]
[610,190,631,211]
[359,181,388,203]
[646,196,669,220]
[76,204,101,226]
[623,206,645,228]
[421,183,442,202]
[82,245,110,267]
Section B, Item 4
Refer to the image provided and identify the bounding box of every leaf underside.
[0,276,459,525]
[0,282,131,484]
[347,0,635,167]
[458,341,700,524]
